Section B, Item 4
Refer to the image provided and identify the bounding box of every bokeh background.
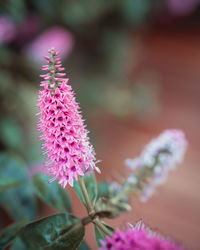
[0,0,200,249]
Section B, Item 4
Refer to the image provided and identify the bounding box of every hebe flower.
[37,48,96,187]
[126,129,187,201]
[99,221,185,250]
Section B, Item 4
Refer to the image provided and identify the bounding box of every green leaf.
[94,226,105,247]
[2,0,27,23]
[0,177,22,192]
[32,174,71,212]
[73,172,97,208]
[11,237,26,250]
[78,241,90,250]
[97,182,110,199]
[0,153,36,221]
[96,182,118,218]
[121,0,151,25]
[0,118,24,152]
[12,213,85,250]
[94,223,114,247]
[0,222,25,249]
[96,181,131,218]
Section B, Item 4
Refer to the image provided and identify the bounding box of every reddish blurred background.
[38,27,200,249]
[85,27,200,249]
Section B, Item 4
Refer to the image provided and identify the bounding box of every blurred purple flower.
[141,129,187,170]
[126,129,187,202]
[167,0,199,16]
[0,16,16,45]
[99,220,185,250]
[125,157,143,170]
[25,27,74,63]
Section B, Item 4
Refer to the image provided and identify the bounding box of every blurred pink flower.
[25,27,74,63]
[167,0,199,16]
[0,16,16,45]
[99,221,185,250]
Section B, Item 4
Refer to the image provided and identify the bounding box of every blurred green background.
[0,0,163,165]
[1,0,199,163]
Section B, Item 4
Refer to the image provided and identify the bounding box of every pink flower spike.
[51,50,59,56]
[50,83,55,88]
[37,48,97,187]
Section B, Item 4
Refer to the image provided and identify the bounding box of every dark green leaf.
[0,153,36,221]
[73,172,97,208]
[78,241,90,250]
[32,174,71,212]
[12,213,84,250]
[0,177,22,192]
[94,223,114,247]
[0,222,25,249]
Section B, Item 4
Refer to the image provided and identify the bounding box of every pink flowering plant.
[0,48,188,250]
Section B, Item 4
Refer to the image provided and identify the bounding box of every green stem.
[78,176,95,216]
[81,216,93,226]
[112,149,172,204]
[78,176,113,237]
[93,217,112,237]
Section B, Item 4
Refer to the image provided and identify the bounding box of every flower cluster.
[37,48,96,187]
[99,221,185,250]
[126,129,187,201]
